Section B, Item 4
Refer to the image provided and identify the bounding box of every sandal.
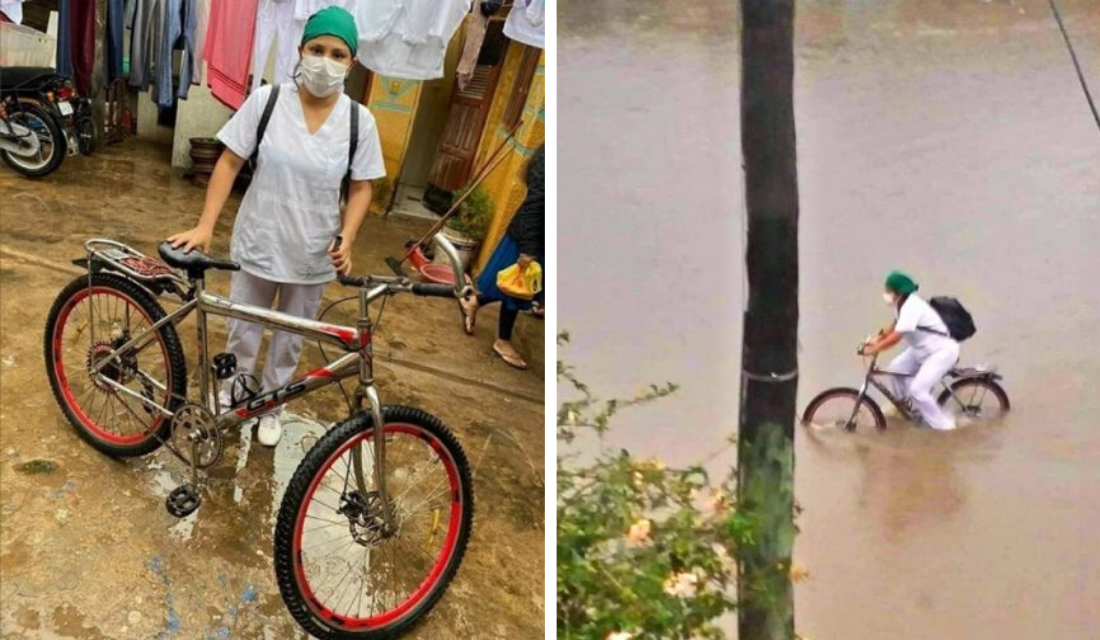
[493,343,528,370]
[531,301,544,319]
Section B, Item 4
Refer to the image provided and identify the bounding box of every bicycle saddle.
[158,241,240,278]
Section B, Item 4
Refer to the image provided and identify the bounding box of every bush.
[446,184,493,240]
[557,332,756,640]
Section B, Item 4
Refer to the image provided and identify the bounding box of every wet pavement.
[0,142,545,639]
[561,0,1099,638]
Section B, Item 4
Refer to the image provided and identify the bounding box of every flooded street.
[560,0,1100,638]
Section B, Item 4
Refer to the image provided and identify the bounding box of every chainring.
[170,403,223,468]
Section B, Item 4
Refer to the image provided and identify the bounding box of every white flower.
[704,489,729,515]
[607,632,633,640]
[663,571,699,598]
[626,519,651,545]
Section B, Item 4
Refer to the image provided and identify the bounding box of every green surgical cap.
[301,7,358,56]
[885,270,919,295]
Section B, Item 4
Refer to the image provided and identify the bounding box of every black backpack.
[251,84,358,202]
[920,296,977,342]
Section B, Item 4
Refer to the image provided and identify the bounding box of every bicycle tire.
[802,387,887,432]
[274,406,474,640]
[44,273,187,457]
[938,378,1010,420]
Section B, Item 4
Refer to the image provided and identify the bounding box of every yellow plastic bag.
[496,261,543,300]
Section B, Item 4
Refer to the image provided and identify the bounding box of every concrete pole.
[736,0,800,638]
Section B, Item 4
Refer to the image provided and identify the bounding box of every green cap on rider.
[884,270,918,305]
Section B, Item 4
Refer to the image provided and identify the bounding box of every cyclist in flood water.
[859,271,960,430]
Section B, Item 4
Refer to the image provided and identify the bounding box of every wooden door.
[427,12,510,193]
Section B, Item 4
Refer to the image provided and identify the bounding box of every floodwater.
[559,0,1100,638]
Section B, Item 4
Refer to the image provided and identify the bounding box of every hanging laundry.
[503,0,542,49]
[204,0,259,109]
[129,0,164,91]
[456,6,487,91]
[294,0,356,24]
[57,0,74,79]
[0,0,25,24]
[71,0,96,95]
[166,0,197,103]
[190,0,209,84]
[356,0,470,81]
[106,0,126,82]
[250,0,300,92]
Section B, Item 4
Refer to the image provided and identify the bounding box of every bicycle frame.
[850,353,999,428]
[80,235,466,531]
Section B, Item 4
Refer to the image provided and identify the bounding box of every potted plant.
[441,184,492,273]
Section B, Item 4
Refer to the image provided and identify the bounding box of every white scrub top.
[217,83,386,285]
[894,294,956,358]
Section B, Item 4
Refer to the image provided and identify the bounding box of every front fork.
[350,285,396,532]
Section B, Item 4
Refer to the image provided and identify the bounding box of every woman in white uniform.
[169,7,385,446]
[861,271,960,431]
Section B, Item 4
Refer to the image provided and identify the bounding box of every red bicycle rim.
[52,287,169,446]
[293,423,464,630]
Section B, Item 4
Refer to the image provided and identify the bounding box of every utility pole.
[736,0,799,638]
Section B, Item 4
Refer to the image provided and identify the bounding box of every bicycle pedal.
[166,484,201,518]
[213,353,237,380]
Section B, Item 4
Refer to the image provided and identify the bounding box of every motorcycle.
[0,67,69,177]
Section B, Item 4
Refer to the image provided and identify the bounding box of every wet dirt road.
[560,1,1100,638]
[0,142,545,639]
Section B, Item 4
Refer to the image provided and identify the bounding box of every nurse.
[169,7,385,446]
[860,271,961,431]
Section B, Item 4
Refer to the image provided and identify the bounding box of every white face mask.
[298,54,349,98]
[883,292,897,305]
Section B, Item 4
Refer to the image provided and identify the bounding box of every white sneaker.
[257,413,283,447]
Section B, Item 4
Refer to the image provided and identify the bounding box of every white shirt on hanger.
[0,0,26,25]
[217,83,386,284]
[503,0,544,49]
[355,0,470,80]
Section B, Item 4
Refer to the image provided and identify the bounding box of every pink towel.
[204,0,259,110]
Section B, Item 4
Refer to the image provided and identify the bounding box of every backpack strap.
[251,84,280,166]
[916,325,950,337]
[341,101,359,203]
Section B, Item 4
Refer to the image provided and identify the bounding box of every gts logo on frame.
[246,381,307,412]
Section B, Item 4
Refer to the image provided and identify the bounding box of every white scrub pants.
[224,270,326,406]
[251,0,302,92]
[887,343,961,430]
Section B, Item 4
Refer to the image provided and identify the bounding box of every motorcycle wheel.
[1,101,65,178]
[76,115,97,156]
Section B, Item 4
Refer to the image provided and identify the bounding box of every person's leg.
[261,282,326,393]
[908,344,960,430]
[224,270,278,398]
[886,348,921,402]
[498,306,519,341]
[254,281,324,446]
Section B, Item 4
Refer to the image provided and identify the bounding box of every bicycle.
[802,340,1010,432]
[44,235,475,639]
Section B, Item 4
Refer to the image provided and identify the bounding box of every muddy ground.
[0,142,545,639]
